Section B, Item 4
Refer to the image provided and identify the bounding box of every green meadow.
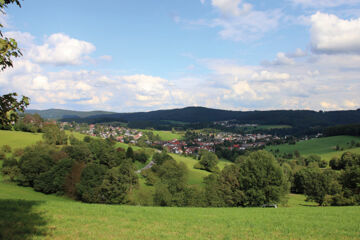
[0,130,43,150]
[1,130,360,239]
[140,129,183,141]
[0,173,359,240]
[266,135,360,160]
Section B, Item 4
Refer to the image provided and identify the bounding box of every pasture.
[140,129,183,141]
[0,174,359,240]
[0,130,43,150]
[266,135,360,159]
[0,130,360,239]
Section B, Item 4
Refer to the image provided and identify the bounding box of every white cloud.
[212,7,282,41]
[291,0,360,8]
[28,33,95,65]
[263,49,307,66]
[310,12,360,54]
[211,0,252,17]
[99,55,112,61]
[4,31,35,48]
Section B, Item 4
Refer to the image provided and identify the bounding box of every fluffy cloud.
[5,32,96,66]
[28,33,95,65]
[310,12,360,54]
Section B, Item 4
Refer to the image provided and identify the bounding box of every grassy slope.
[141,129,183,141]
[266,135,360,160]
[0,177,359,240]
[1,131,360,239]
[0,130,43,149]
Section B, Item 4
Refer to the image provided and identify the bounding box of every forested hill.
[53,106,360,128]
[26,109,115,120]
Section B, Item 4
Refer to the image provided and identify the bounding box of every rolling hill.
[28,107,360,129]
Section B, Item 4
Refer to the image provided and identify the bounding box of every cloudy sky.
[1,0,360,112]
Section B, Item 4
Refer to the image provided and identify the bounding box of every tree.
[0,93,29,129]
[18,143,56,186]
[76,164,107,203]
[195,151,219,172]
[42,124,67,145]
[126,146,134,159]
[303,168,342,206]
[0,1,30,129]
[205,150,289,207]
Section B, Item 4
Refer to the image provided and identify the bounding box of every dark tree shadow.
[0,199,48,240]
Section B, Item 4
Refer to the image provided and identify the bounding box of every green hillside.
[0,173,359,240]
[266,135,360,160]
[1,130,360,239]
[141,129,183,141]
[0,130,43,150]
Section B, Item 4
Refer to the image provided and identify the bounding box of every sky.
[1,0,360,112]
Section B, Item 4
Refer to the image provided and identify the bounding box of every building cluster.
[154,132,278,155]
[62,122,280,156]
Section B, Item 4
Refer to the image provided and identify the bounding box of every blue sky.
[1,0,360,112]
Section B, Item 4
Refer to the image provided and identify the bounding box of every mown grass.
[140,129,183,141]
[266,135,360,158]
[0,130,43,150]
[0,175,359,240]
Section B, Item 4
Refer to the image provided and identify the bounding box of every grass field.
[266,135,360,160]
[0,130,43,150]
[0,173,359,240]
[1,131,360,239]
[141,129,183,141]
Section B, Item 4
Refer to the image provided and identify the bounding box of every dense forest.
[27,107,360,130]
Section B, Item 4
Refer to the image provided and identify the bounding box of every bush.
[76,164,107,203]
[34,158,74,194]
[13,148,24,157]
[2,144,11,153]
[205,150,289,207]
[18,144,56,186]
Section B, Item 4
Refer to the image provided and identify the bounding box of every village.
[60,122,282,156]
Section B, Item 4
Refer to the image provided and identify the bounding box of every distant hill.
[27,107,360,130]
[25,109,115,120]
[61,106,360,127]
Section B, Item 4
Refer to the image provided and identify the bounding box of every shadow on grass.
[0,199,48,240]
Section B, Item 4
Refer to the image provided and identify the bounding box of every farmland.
[140,129,183,141]
[266,135,360,160]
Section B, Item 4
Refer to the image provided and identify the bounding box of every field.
[1,174,360,240]
[0,130,43,150]
[140,129,183,141]
[239,125,292,133]
[266,135,360,160]
[1,130,360,239]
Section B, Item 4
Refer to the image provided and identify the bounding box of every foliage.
[196,151,219,172]
[42,124,67,145]
[125,146,134,159]
[1,144,11,153]
[75,164,107,203]
[0,93,29,129]
[152,150,174,166]
[98,160,138,204]
[17,143,56,186]
[205,150,289,207]
[302,168,342,206]
[14,114,44,133]
[34,158,74,195]
[133,151,148,163]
